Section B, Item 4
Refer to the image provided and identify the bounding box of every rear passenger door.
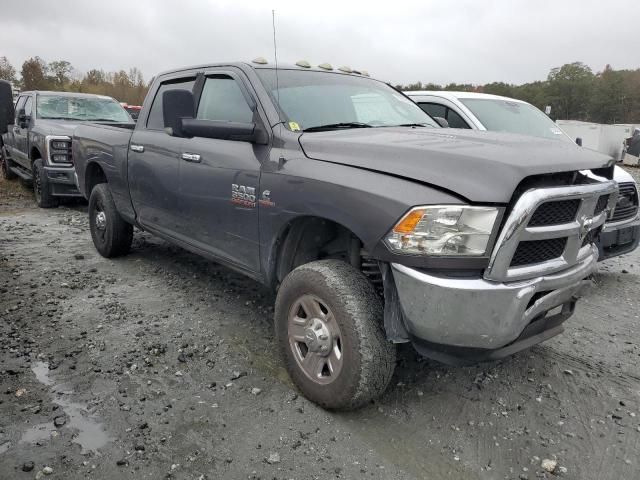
[177,69,268,273]
[128,74,197,237]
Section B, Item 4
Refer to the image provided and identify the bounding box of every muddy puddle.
[22,362,113,454]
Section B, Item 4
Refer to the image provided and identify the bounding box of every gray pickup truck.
[0,64,618,409]
[0,90,132,207]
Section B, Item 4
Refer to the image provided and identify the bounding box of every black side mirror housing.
[0,80,14,135]
[575,137,583,147]
[17,109,28,128]
[162,88,267,144]
[434,116,449,128]
[162,89,195,137]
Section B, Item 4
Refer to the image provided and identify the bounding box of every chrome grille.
[529,200,580,226]
[486,180,618,282]
[609,182,638,223]
[511,238,567,267]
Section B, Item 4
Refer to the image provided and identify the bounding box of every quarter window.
[196,76,254,123]
[445,108,470,129]
[418,102,446,119]
[146,78,196,130]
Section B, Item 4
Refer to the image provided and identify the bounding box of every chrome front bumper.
[391,245,598,350]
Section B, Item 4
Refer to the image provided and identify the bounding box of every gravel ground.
[1,168,639,480]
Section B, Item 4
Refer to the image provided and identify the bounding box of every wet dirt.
[1,171,640,479]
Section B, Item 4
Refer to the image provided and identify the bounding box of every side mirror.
[163,89,195,138]
[575,137,583,147]
[0,80,14,135]
[17,109,28,128]
[434,116,449,128]
[162,88,267,144]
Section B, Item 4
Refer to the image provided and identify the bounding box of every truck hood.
[298,128,614,203]
[35,119,86,136]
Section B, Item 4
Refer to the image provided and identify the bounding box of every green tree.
[0,56,17,83]
[48,60,73,88]
[21,57,50,90]
[481,82,515,97]
[589,65,625,123]
[546,62,594,120]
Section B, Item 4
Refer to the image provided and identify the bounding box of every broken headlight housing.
[385,206,500,256]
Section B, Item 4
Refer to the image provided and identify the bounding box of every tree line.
[0,56,148,105]
[395,62,640,125]
[1,56,639,123]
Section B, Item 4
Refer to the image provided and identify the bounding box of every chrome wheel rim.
[93,200,107,243]
[288,294,343,385]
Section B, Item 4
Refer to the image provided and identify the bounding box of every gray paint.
[71,62,613,288]
[1,91,134,197]
[298,127,614,203]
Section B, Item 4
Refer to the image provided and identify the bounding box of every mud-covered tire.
[0,144,18,180]
[32,159,59,208]
[275,260,396,410]
[88,183,133,258]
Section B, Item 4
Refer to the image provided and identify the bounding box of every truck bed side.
[73,123,136,223]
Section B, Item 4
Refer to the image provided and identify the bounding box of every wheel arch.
[269,215,370,289]
[84,161,108,197]
[30,146,42,163]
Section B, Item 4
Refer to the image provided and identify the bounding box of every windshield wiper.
[86,118,121,122]
[393,123,431,127]
[40,116,74,120]
[303,122,372,132]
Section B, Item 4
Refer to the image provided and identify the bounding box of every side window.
[418,102,446,119]
[23,97,33,117]
[146,78,196,130]
[14,96,27,122]
[445,108,470,129]
[196,76,254,123]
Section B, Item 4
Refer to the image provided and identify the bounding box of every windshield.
[36,95,131,122]
[460,98,571,142]
[256,69,438,130]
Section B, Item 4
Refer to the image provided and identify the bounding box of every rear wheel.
[275,260,396,410]
[1,144,18,180]
[89,183,133,257]
[32,159,59,208]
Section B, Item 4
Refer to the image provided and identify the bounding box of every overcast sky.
[2,0,638,86]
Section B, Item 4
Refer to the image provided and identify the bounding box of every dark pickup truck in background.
[0,90,133,207]
[1,62,618,409]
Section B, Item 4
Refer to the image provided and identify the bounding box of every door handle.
[181,153,201,163]
[130,144,144,153]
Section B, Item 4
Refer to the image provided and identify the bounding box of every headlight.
[48,137,72,164]
[51,141,69,149]
[384,205,500,256]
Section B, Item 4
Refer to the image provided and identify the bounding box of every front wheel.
[32,159,59,208]
[89,183,133,258]
[275,260,396,410]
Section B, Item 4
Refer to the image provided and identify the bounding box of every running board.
[9,165,32,181]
